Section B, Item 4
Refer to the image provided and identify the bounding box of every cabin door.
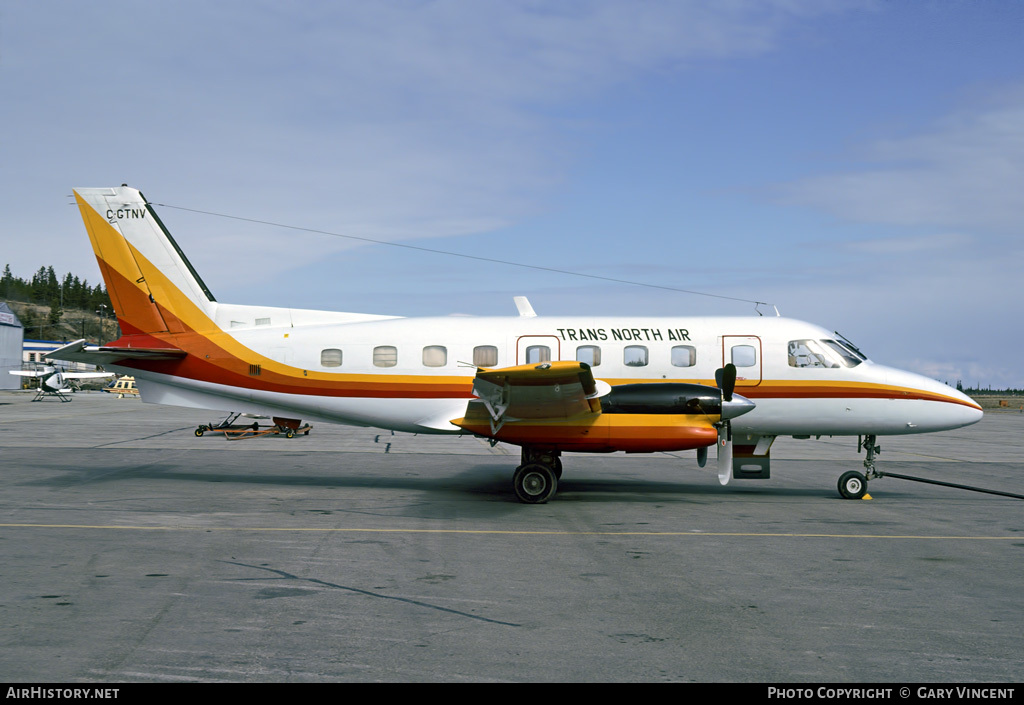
[722,335,762,388]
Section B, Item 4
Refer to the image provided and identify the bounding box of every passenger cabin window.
[473,345,498,367]
[422,345,447,367]
[320,348,343,367]
[525,345,551,364]
[624,345,648,367]
[731,345,757,367]
[671,345,696,367]
[373,345,398,368]
[576,345,601,367]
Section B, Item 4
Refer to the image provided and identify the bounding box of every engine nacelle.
[600,383,723,416]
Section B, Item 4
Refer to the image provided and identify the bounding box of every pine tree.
[45,266,59,302]
[31,266,47,303]
[48,298,62,326]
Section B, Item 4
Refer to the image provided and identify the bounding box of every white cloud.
[778,89,1024,233]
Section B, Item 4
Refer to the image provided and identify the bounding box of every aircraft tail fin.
[73,186,217,338]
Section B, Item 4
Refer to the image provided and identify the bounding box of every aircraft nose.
[951,390,984,426]
[881,366,983,432]
[929,379,983,428]
[916,375,983,431]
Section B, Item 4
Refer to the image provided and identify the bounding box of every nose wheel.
[838,470,867,499]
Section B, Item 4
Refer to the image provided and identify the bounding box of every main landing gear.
[837,434,881,500]
[513,448,563,504]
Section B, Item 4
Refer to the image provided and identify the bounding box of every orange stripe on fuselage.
[737,381,982,410]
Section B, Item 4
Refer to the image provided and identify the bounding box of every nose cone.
[884,366,983,432]
[943,386,984,428]
[721,393,756,421]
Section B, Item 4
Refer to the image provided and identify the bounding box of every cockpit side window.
[788,339,864,368]
[788,339,840,368]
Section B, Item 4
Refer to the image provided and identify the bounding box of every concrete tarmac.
[1,390,1021,682]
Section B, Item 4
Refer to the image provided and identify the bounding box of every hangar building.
[0,302,25,390]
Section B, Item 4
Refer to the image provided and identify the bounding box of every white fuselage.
[117,310,982,439]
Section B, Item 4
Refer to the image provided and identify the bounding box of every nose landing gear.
[837,435,880,500]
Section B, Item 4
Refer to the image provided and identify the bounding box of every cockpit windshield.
[822,339,865,367]
[831,332,868,362]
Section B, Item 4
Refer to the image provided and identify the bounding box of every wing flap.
[452,361,603,436]
[473,360,601,419]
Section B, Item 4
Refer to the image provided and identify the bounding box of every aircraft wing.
[9,370,41,378]
[46,339,186,365]
[61,372,116,380]
[452,361,606,435]
[451,361,742,457]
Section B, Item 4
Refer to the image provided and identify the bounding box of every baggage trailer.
[195,412,312,440]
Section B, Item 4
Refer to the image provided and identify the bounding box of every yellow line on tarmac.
[0,523,1017,540]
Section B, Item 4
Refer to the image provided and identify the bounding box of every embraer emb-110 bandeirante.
[51,186,983,503]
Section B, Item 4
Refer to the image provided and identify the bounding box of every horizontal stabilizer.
[46,339,186,366]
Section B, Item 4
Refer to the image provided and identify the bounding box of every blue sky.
[3,1,1023,387]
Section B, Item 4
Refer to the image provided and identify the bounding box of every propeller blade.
[716,363,737,402]
[717,421,732,485]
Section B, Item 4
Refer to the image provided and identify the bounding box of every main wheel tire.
[513,463,558,504]
[838,471,867,500]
